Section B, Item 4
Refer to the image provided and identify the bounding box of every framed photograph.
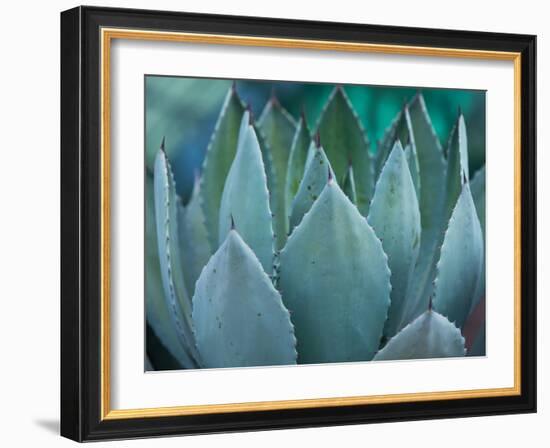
[60,5,536,441]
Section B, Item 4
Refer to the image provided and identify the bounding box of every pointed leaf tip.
[270,87,280,107]
[314,131,321,148]
[374,311,465,361]
[368,141,421,338]
[199,85,245,250]
[289,143,334,231]
[160,136,166,152]
[219,113,274,273]
[433,182,483,329]
[317,83,373,214]
[280,183,391,363]
[193,232,297,368]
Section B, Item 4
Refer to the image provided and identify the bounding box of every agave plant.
[146,84,486,369]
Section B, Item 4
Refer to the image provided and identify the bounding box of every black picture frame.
[61,5,536,442]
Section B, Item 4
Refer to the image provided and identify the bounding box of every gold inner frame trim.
[100,27,522,421]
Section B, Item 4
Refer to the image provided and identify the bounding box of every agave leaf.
[219,112,274,274]
[254,122,277,206]
[404,141,421,201]
[375,108,408,177]
[279,180,391,363]
[433,182,483,329]
[471,166,486,239]
[399,95,448,328]
[445,114,469,220]
[145,172,193,369]
[177,176,212,298]
[289,142,333,232]
[258,98,297,249]
[154,148,201,367]
[374,310,465,361]
[200,86,245,250]
[342,163,358,205]
[193,230,297,368]
[252,121,279,243]
[317,86,374,215]
[368,141,421,339]
[470,166,486,312]
[284,115,311,218]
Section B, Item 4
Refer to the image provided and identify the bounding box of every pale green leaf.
[374,310,465,361]
[154,149,201,367]
[368,141,421,339]
[342,163,358,205]
[200,86,245,250]
[219,112,274,274]
[258,98,297,249]
[145,172,193,369]
[445,114,469,221]
[399,95,448,328]
[177,177,212,298]
[193,230,297,368]
[433,182,483,329]
[289,142,333,232]
[284,116,311,219]
[404,141,421,202]
[470,166,486,313]
[279,180,391,363]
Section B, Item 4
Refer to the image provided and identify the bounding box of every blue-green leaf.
[471,166,486,239]
[145,172,193,369]
[400,95,448,327]
[279,180,391,363]
[218,112,274,274]
[193,230,297,368]
[445,114,469,220]
[470,166,486,312]
[433,182,483,329]
[259,98,297,250]
[374,310,465,361]
[375,108,408,177]
[342,163,358,205]
[154,148,201,367]
[177,176,212,298]
[284,115,311,218]
[317,87,374,215]
[368,141,421,339]
[404,141,421,202]
[289,142,333,232]
[200,86,245,249]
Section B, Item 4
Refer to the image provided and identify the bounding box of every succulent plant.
[146,84,485,370]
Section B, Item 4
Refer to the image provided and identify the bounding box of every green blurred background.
[145,76,485,203]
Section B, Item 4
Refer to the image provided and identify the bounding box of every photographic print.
[61,8,536,440]
[145,77,486,371]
